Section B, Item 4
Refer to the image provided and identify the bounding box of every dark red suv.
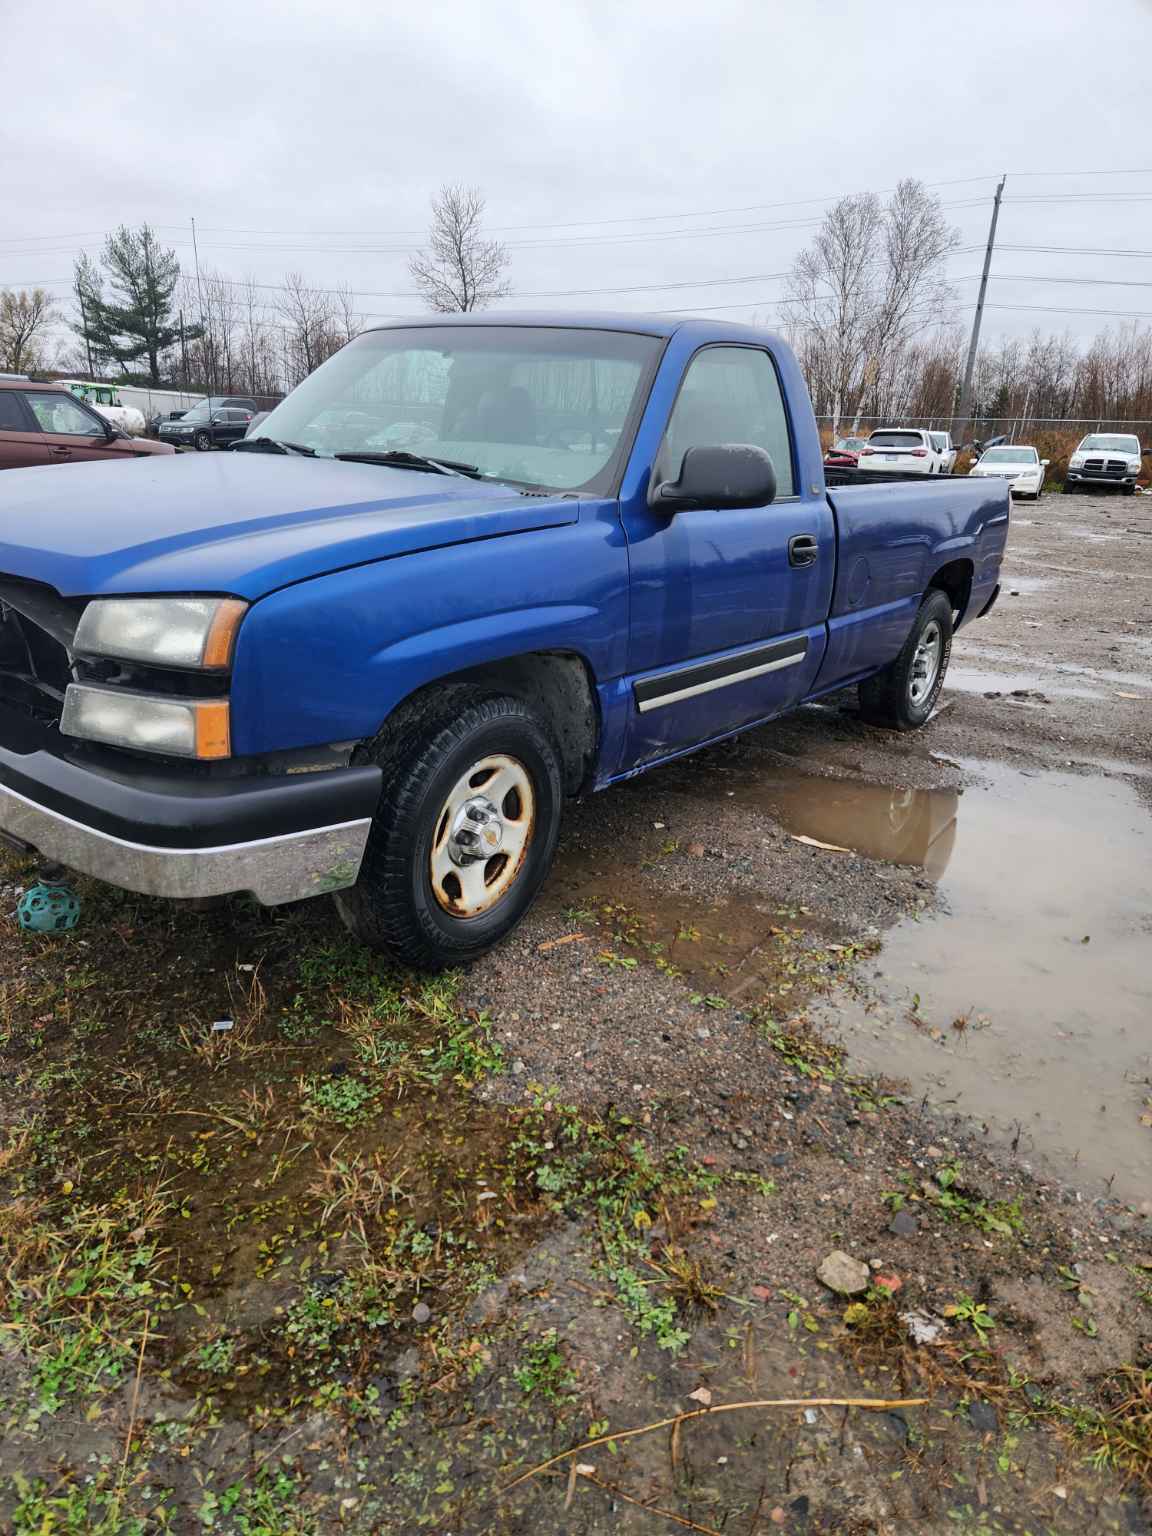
[0,377,176,470]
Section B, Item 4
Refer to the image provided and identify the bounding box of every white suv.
[1064,433,1144,494]
[858,428,950,475]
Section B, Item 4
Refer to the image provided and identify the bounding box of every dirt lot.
[0,489,1149,1534]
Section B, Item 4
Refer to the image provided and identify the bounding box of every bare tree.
[785,179,958,427]
[867,180,959,416]
[236,277,282,397]
[0,288,57,373]
[783,194,880,430]
[275,272,343,386]
[409,184,511,313]
[331,282,365,345]
[183,268,241,394]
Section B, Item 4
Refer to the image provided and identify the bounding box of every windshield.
[1079,434,1139,453]
[981,447,1038,464]
[252,325,661,493]
[868,431,924,448]
[179,401,216,421]
[833,438,866,451]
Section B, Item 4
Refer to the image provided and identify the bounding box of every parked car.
[929,431,957,474]
[1064,433,1145,494]
[968,444,1048,500]
[0,378,175,470]
[823,435,869,469]
[0,314,1007,968]
[56,380,147,436]
[158,398,258,450]
[857,427,951,475]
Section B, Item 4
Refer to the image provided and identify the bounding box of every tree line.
[1,178,1148,428]
[781,179,1152,429]
[0,184,512,397]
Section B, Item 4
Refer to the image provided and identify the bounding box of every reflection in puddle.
[947,665,1110,700]
[744,777,958,879]
[821,762,1152,1202]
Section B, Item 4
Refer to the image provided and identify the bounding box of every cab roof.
[364,309,780,343]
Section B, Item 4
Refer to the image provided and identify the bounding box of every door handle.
[788,534,819,567]
[47,446,71,458]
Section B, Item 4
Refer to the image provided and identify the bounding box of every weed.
[945,1294,996,1345]
[299,1072,377,1127]
[514,1328,575,1401]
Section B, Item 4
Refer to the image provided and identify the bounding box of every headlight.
[74,597,247,669]
[61,685,230,758]
[1070,456,1085,467]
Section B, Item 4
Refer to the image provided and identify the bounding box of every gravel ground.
[1,489,1149,1535]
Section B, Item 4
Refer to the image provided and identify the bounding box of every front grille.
[0,579,81,731]
[1081,457,1126,476]
[1083,458,1103,471]
[1106,458,1127,474]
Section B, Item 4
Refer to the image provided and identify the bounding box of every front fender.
[229,507,627,754]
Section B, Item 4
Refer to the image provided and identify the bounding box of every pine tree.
[71,226,183,384]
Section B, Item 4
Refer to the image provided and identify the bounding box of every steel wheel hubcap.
[909,620,942,706]
[430,753,535,917]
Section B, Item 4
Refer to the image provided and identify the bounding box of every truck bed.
[816,473,1010,690]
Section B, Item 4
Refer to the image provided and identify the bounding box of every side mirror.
[1041,458,1050,467]
[649,443,777,512]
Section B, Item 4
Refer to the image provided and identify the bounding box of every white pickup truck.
[1064,433,1145,495]
[857,427,953,476]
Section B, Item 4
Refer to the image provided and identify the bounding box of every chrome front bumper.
[0,780,371,906]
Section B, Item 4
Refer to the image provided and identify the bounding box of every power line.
[1000,243,1152,259]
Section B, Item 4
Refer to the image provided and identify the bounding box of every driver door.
[620,344,835,766]
[24,390,116,463]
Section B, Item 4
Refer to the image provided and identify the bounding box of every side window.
[0,393,28,431]
[661,346,795,498]
[25,392,103,437]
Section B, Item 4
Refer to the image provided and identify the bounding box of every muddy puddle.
[555,757,1152,1203]
[798,761,1152,1203]
[947,660,1152,701]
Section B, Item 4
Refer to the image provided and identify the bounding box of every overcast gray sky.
[3,0,1150,351]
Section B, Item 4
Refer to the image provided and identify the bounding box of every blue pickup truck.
[0,315,1007,966]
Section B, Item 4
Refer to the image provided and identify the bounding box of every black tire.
[194,429,212,452]
[857,588,953,732]
[335,689,564,969]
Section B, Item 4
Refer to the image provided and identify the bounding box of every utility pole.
[955,174,1006,438]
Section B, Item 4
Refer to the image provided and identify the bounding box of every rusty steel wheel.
[335,689,563,969]
[429,753,536,917]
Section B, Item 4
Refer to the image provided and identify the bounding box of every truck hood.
[0,452,579,598]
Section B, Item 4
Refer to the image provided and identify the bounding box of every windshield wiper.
[231,437,316,456]
[334,450,482,479]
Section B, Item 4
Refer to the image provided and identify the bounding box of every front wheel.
[194,429,212,451]
[857,589,953,731]
[336,690,564,969]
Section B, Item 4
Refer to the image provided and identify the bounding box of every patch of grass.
[883,1164,1023,1237]
[514,1328,575,1401]
[1034,1368,1152,1490]
[8,1467,162,1536]
[1,1182,173,1419]
[299,1071,378,1126]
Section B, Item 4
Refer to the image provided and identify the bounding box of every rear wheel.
[858,589,953,732]
[336,689,564,969]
